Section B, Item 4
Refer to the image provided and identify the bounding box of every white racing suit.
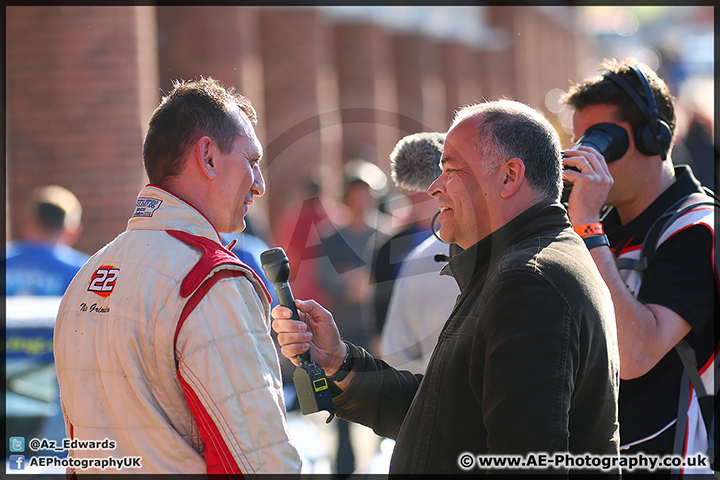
[54,185,302,475]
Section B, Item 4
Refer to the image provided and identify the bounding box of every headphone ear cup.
[635,119,672,157]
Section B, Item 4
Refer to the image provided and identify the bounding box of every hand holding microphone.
[271,299,347,373]
[261,247,340,415]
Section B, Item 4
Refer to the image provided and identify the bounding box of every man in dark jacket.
[272,99,620,474]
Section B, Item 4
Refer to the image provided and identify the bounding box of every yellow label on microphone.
[313,378,329,392]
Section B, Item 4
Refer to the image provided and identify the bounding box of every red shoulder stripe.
[166,230,270,302]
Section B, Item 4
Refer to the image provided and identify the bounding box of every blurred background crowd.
[5,5,715,475]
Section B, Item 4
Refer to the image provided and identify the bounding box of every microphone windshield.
[390,132,445,192]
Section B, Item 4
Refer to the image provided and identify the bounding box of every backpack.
[615,187,719,474]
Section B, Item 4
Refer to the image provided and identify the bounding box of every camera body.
[561,122,629,204]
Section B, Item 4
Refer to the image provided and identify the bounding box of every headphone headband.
[602,65,669,160]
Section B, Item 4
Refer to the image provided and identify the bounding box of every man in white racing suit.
[53,78,302,475]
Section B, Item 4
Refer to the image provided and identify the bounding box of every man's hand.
[562,146,613,225]
[271,299,347,376]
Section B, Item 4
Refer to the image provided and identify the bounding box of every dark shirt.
[317,226,378,348]
[603,165,717,454]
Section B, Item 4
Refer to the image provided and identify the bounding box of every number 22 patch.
[88,265,120,298]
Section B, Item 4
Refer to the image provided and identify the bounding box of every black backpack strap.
[615,257,646,272]
[672,368,692,477]
[676,341,709,397]
[617,190,719,280]
[641,192,719,269]
[673,339,717,470]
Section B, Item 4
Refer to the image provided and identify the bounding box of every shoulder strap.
[673,340,717,469]
[641,191,718,269]
[675,340,710,399]
[616,189,719,277]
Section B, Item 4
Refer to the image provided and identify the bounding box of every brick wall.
[259,8,342,236]
[6,6,588,254]
[6,6,157,255]
[392,33,433,135]
[155,6,263,138]
[333,22,389,166]
[439,41,481,127]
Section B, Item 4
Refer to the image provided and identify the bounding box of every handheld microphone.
[260,247,333,416]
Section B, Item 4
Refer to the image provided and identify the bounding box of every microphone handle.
[274,281,311,363]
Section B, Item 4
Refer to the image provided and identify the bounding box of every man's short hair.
[453,99,563,201]
[142,77,257,186]
[27,185,83,234]
[560,58,677,150]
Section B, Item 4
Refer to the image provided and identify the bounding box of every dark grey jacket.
[332,200,620,474]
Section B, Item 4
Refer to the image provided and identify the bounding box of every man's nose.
[252,165,266,197]
[428,175,445,197]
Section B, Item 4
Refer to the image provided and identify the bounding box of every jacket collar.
[441,198,570,292]
[127,184,222,243]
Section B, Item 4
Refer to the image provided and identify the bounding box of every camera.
[561,122,629,204]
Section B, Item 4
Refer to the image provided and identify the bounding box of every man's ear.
[499,157,525,198]
[194,136,217,180]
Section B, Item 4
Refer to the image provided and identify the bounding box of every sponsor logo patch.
[132,197,163,218]
[87,265,119,298]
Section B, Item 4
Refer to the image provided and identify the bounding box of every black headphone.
[602,65,672,160]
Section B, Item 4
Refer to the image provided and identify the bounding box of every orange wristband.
[574,223,604,237]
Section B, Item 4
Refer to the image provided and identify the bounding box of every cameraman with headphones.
[561,58,717,475]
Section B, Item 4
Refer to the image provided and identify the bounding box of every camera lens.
[561,123,629,204]
[575,123,629,163]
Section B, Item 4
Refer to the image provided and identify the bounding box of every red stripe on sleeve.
[178,370,246,477]
[173,269,248,475]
